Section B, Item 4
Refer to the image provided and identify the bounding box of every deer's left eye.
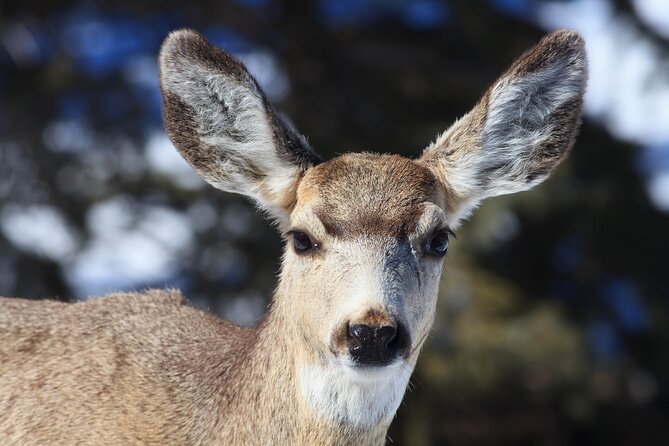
[289,230,317,254]
[426,229,452,257]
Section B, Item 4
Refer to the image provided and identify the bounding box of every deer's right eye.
[425,228,454,257]
[289,230,317,254]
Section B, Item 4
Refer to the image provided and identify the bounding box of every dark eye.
[426,229,452,256]
[290,230,317,254]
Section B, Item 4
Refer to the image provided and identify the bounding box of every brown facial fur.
[297,153,446,238]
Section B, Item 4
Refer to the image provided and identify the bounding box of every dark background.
[1,0,669,444]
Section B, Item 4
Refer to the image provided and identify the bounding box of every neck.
[212,283,397,445]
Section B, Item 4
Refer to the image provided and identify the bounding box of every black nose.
[349,324,397,346]
[347,323,402,366]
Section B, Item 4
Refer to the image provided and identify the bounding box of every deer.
[0,29,587,445]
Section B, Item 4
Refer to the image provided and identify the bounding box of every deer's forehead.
[295,154,444,237]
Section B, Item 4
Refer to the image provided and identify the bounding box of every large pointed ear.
[159,29,321,229]
[419,30,587,226]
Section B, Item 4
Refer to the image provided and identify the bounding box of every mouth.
[340,355,405,378]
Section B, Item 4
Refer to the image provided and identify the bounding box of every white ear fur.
[159,30,320,228]
[420,30,587,226]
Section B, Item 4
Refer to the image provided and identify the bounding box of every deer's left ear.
[419,30,587,226]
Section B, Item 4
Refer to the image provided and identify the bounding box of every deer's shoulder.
[0,290,250,369]
[2,289,200,329]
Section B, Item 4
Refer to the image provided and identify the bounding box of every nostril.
[376,325,397,346]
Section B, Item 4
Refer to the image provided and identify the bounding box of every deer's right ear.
[159,29,321,228]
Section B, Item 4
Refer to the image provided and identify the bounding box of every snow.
[537,0,669,211]
[66,197,195,297]
[1,204,79,261]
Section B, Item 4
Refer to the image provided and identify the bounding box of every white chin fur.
[298,357,412,428]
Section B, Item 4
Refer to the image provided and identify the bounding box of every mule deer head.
[159,29,587,429]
